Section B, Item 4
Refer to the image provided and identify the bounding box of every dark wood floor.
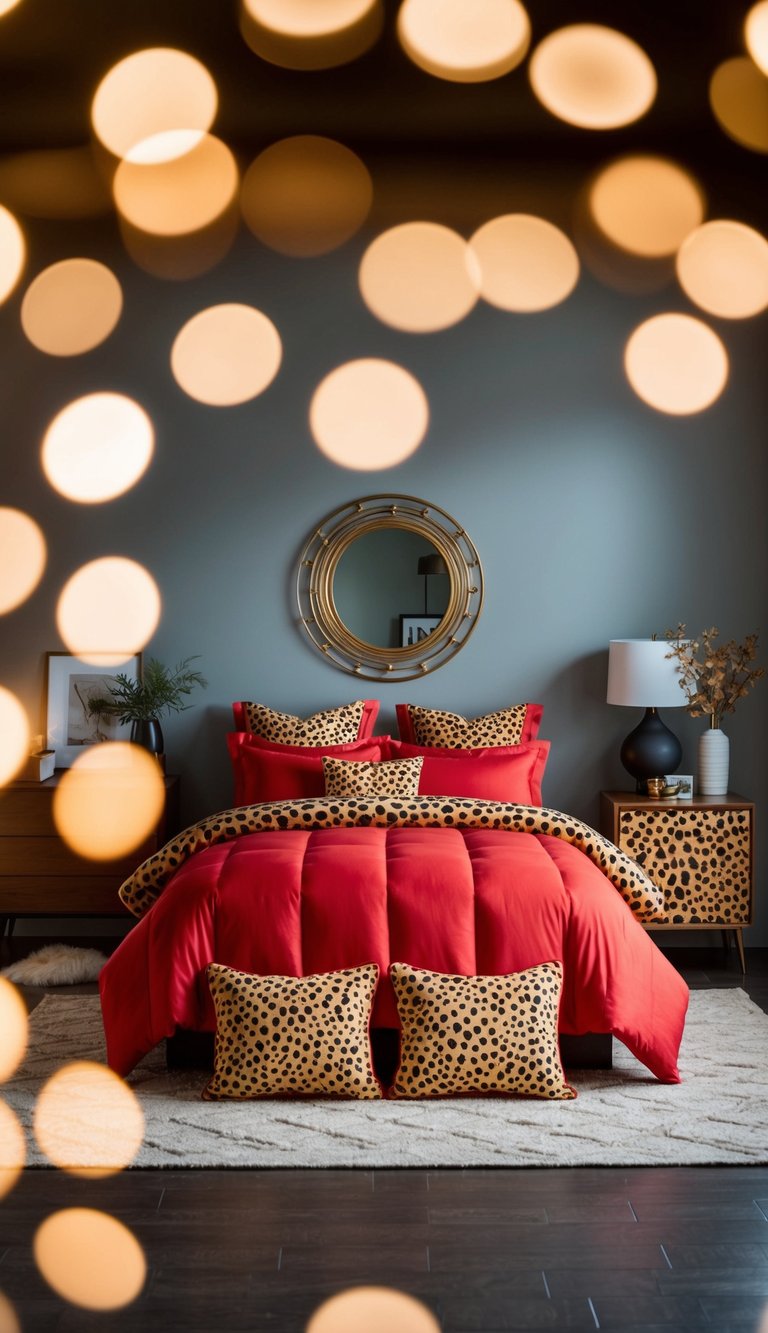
[1,942,767,1333]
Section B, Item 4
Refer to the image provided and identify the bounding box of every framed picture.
[664,773,694,800]
[45,652,142,769]
[400,614,442,648]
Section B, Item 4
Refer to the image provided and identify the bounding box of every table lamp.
[606,639,684,792]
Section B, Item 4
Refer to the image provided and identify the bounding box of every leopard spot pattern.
[389,960,575,1100]
[404,703,528,748]
[322,755,423,798]
[203,961,382,1100]
[618,806,752,925]
[241,700,366,745]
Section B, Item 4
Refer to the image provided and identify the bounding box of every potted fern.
[88,656,207,756]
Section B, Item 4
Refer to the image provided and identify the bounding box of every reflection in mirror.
[333,529,449,648]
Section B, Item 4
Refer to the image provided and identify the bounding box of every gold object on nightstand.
[645,777,666,797]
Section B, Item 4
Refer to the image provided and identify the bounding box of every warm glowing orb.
[244,0,376,36]
[0,1291,21,1333]
[0,977,28,1082]
[590,156,705,257]
[746,2,768,76]
[397,0,530,83]
[0,508,46,613]
[359,222,479,332]
[529,24,656,129]
[34,1209,146,1310]
[624,313,729,415]
[0,0,23,16]
[91,49,217,160]
[56,557,161,665]
[171,304,282,406]
[114,134,238,236]
[469,214,579,311]
[35,1061,144,1176]
[241,136,372,257]
[710,57,768,153]
[241,0,382,69]
[310,359,429,470]
[307,1286,440,1333]
[0,1102,25,1203]
[0,688,29,786]
[42,393,153,503]
[53,743,165,861]
[0,205,24,305]
[21,259,122,356]
[677,220,768,319]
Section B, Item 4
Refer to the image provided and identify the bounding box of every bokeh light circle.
[397,0,530,83]
[0,1102,25,1203]
[35,1061,145,1176]
[710,57,768,153]
[0,508,46,613]
[307,1286,440,1333]
[34,1209,146,1310]
[677,220,768,319]
[746,2,768,77]
[359,222,479,331]
[244,0,376,37]
[241,136,372,257]
[42,393,153,503]
[114,134,238,236]
[310,359,429,470]
[91,49,217,160]
[53,743,166,861]
[21,259,122,356]
[469,214,579,311]
[0,1290,21,1333]
[171,304,282,405]
[0,204,25,305]
[624,313,729,415]
[56,557,161,665]
[0,0,23,15]
[529,24,656,129]
[0,977,28,1082]
[590,156,705,257]
[0,688,29,786]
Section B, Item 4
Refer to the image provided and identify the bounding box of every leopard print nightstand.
[600,791,754,973]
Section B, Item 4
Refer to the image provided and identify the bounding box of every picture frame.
[45,652,142,769]
[399,614,442,648]
[664,773,694,800]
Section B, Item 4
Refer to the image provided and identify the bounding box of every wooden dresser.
[0,772,179,934]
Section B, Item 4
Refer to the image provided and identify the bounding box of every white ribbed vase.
[698,725,730,795]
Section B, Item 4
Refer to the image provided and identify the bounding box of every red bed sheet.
[100,822,688,1083]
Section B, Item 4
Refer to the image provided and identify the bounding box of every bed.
[99,795,689,1084]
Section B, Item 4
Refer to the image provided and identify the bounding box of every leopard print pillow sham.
[236,700,377,745]
[398,703,532,748]
[322,756,423,798]
[203,962,382,1100]
[389,960,576,1100]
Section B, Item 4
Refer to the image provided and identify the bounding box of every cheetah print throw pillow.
[389,960,576,1100]
[400,703,530,749]
[322,756,424,798]
[238,700,374,745]
[203,962,382,1100]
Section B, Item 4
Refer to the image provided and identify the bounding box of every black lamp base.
[620,707,683,793]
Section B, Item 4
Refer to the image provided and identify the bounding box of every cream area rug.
[5,990,767,1168]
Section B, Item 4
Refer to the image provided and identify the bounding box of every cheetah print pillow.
[389,960,576,1100]
[203,962,382,1100]
[322,756,423,798]
[398,703,532,749]
[237,700,377,745]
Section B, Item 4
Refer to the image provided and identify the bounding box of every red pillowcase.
[395,703,544,746]
[387,739,550,806]
[227,733,390,805]
[231,699,380,739]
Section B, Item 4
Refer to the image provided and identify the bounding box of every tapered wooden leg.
[735,928,746,974]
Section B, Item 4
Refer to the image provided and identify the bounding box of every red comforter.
[100,798,688,1082]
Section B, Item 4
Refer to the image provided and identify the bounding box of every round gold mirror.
[295,494,483,681]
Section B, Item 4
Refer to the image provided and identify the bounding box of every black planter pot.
[130,717,164,755]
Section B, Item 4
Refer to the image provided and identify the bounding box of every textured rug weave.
[5,990,768,1167]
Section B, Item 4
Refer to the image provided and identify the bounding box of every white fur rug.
[4,988,768,1168]
[1,944,108,986]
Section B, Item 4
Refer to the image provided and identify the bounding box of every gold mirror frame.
[295,494,484,681]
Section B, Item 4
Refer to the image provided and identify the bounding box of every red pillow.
[227,733,390,805]
[232,699,380,740]
[387,739,550,806]
[395,703,543,746]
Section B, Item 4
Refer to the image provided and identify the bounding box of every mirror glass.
[333,529,450,649]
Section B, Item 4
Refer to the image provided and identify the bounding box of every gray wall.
[2,196,766,943]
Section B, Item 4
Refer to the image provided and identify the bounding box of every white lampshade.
[606,638,684,707]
